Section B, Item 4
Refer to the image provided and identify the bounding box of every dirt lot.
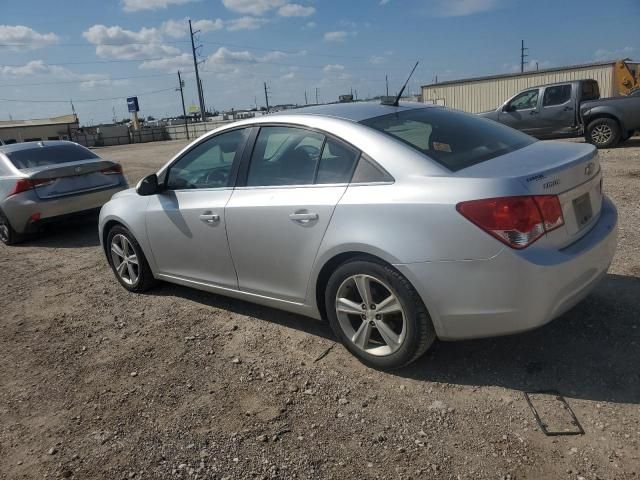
[1,138,639,480]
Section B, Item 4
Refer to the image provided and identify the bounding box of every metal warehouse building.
[0,114,79,144]
[421,60,639,113]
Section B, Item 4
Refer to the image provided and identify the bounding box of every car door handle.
[529,110,539,115]
[289,211,319,223]
[199,213,220,224]
[563,106,574,111]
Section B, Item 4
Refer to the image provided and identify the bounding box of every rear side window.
[543,85,572,106]
[582,81,600,101]
[7,144,98,169]
[315,138,359,184]
[361,108,535,172]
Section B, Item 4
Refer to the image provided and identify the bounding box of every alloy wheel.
[110,234,140,285]
[592,124,612,144]
[0,221,9,243]
[335,274,407,356]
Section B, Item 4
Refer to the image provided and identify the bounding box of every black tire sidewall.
[325,259,428,369]
[0,211,18,246]
[587,118,620,148]
[106,225,149,292]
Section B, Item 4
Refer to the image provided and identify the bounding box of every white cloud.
[0,60,127,89]
[594,46,634,60]
[225,16,269,31]
[259,50,287,61]
[369,55,386,65]
[82,24,180,60]
[208,47,255,64]
[323,64,345,73]
[323,31,347,42]
[305,21,316,28]
[379,0,390,4]
[121,0,196,12]
[0,25,58,50]
[161,18,224,38]
[433,0,500,17]
[140,53,192,71]
[278,3,315,17]
[281,72,296,80]
[221,0,285,15]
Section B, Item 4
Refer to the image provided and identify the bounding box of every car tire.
[0,211,22,246]
[325,258,436,370]
[106,225,157,293]
[586,118,621,148]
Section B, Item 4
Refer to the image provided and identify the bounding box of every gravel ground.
[1,138,639,480]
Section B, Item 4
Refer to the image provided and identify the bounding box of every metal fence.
[71,120,234,148]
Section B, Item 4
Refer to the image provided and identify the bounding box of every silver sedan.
[0,141,127,244]
[99,102,618,369]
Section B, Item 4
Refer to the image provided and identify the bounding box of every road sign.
[127,97,140,113]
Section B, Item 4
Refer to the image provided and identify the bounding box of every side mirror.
[136,173,160,196]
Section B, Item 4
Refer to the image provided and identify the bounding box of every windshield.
[360,108,535,172]
[7,144,99,170]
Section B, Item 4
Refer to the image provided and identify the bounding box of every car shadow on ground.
[154,272,639,405]
[153,283,335,341]
[13,214,101,248]
[398,273,640,405]
[614,137,640,149]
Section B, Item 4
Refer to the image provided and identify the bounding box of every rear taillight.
[102,164,123,175]
[456,195,564,249]
[8,178,54,197]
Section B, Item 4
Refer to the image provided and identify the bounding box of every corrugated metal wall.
[422,65,615,113]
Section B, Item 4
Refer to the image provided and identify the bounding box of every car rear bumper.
[2,183,128,234]
[395,196,618,340]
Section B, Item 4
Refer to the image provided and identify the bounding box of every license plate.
[573,193,593,228]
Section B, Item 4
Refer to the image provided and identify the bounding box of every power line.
[189,19,207,122]
[0,71,181,88]
[0,87,175,104]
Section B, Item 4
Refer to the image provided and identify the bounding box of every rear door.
[145,128,250,288]
[225,126,360,302]
[536,84,576,136]
[498,88,541,134]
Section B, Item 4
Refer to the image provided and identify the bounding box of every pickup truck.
[478,79,640,148]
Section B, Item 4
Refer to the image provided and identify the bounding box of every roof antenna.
[385,61,419,107]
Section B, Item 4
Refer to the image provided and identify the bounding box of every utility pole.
[304,91,308,105]
[263,82,270,113]
[177,71,189,140]
[520,40,529,73]
[189,19,206,122]
[386,75,389,97]
[315,87,319,104]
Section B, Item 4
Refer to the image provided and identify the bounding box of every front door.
[537,84,576,137]
[499,88,541,135]
[225,126,360,302]
[146,128,250,287]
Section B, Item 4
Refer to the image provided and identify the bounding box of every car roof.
[0,140,80,155]
[270,101,436,122]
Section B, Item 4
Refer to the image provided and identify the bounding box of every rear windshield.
[7,144,98,170]
[360,108,535,172]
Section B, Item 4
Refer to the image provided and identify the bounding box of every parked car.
[0,141,128,245]
[99,102,617,369]
[478,79,640,148]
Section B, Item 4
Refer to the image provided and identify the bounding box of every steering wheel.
[204,169,228,186]
[294,144,321,160]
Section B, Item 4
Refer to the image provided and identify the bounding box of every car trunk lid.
[460,141,602,247]
[21,159,123,199]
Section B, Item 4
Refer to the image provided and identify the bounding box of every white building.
[421,60,639,113]
[0,114,79,144]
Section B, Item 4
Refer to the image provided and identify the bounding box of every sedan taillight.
[101,164,123,175]
[8,178,55,197]
[456,195,564,249]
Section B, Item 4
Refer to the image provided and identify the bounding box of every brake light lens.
[102,164,123,175]
[8,178,55,197]
[457,195,564,249]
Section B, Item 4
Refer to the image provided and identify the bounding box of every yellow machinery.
[614,60,640,95]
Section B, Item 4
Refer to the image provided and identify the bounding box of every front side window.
[166,128,249,189]
[508,89,539,110]
[246,127,325,187]
[543,85,572,107]
[361,108,535,172]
